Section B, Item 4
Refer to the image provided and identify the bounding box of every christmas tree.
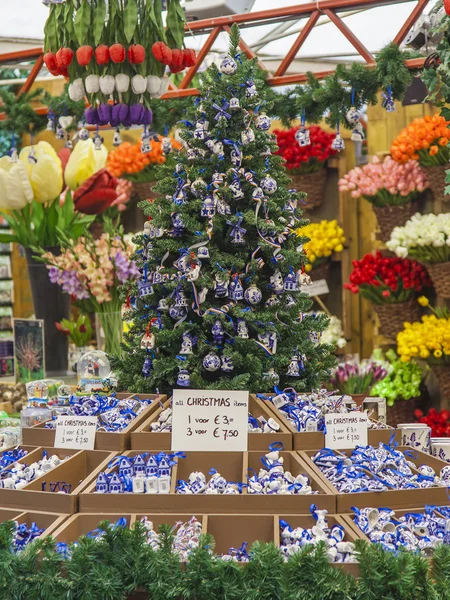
[113,25,335,394]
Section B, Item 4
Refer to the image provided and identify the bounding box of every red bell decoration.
[169,48,184,73]
[128,44,146,64]
[182,48,197,68]
[76,45,94,67]
[44,51,59,75]
[109,43,126,64]
[152,42,172,65]
[95,45,110,65]
[56,47,74,69]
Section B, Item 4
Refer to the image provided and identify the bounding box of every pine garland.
[0,87,48,141]
[1,521,450,599]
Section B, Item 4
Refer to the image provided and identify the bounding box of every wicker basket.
[424,164,448,202]
[373,202,418,243]
[386,399,416,427]
[133,181,158,202]
[289,168,326,211]
[426,262,450,299]
[310,260,330,282]
[373,299,421,340]
[431,365,450,403]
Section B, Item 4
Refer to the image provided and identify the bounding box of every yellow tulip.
[19,142,63,204]
[417,296,429,307]
[0,157,33,210]
[65,140,108,190]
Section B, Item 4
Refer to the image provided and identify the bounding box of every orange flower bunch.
[390,115,450,167]
[107,138,181,182]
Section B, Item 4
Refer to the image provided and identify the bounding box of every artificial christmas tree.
[112,25,335,394]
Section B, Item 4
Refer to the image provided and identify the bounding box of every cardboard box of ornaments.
[50,512,362,576]
[0,446,116,514]
[0,506,68,540]
[78,450,337,515]
[299,447,450,513]
[21,393,165,451]
[131,393,293,451]
[253,394,399,451]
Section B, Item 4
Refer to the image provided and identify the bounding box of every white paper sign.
[54,416,97,450]
[301,279,329,297]
[171,389,249,452]
[325,412,368,449]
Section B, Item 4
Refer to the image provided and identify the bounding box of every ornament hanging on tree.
[230,149,242,167]
[198,246,210,259]
[220,55,238,75]
[270,270,284,295]
[284,271,298,292]
[221,356,234,372]
[141,331,155,350]
[286,355,301,377]
[157,298,169,312]
[180,332,196,355]
[78,126,90,141]
[177,368,191,387]
[94,131,104,150]
[171,213,185,237]
[382,86,395,112]
[162,137,172,155]
[212,320,225,345]
[351,122,365,142]
[142,356,153,378]
[260,175,277,195]
[169,305,187,320]
[203,352,221,372]
[214,274,229,298]
[174,288,189,308]
[228,274,244,301]
[241,127,255,145]
[201,195,216,217]
[295,127,310,147]
[229,97,240,110]
[255,113,271,131]
[346,107,360,124]
[113,128,122,147]
[244,283,262,305]
[212,171,225,188]
[191,178,207,198]
[229,179,245,200]
[227,215,246,244]
[237,319,249,339]
[258,331,277,354]
[252,187,264,201]
[265,295,279,308]
[331,122,345,152]
[138,277,154,298]
[245,80,258,98]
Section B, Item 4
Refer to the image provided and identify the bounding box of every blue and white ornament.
[228,275,244,301]
[212,320,225,345]
[169,305,187,320]
[284,271,298,292]
[201,195,216,217]
[244,284,262,305]
[142,356,153,377]
[331,133,345,152]
[203,352,221,372]
[351,122,365,142]
[198,246,210,259]
[177,368,191,387]
[241,128,255,145]
[230,97,240,110]
[221,356,234,372]
[214,274,229,298]
[295,127,310,147]
[220,55,238,75]
[245,80,258,98]
[231,148,242,167]
[237,319,249,339]
[255,113,271,131]
[286,355,301,377]
[346,106,360,124]
[260,175,277,195]
[171,213,185,236]
[191,178,207,197]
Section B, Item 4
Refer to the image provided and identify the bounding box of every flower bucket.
[373,202,419,243]
[310,261,330,282]
[386,399,416,427]
[373,299,421,340]
[424,164,448,202]
[426,262,450,299]
[431,365,450,401]
[289,168,326,211]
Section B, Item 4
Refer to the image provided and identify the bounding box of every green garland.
[0,88,48,141]
[1,519,450,599]
[46,84,86,133]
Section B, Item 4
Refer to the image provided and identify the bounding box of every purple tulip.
[111,104,122,127]
[142,107,153,125]
[84,106,99,125]
[130,103,144,125]
[98,103,112,125]
[118,103,129,125]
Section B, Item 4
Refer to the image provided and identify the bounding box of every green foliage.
[46,85,86,133]
[0,88,48,140]
[112,24,335,395]
[1,521,450,598]
[421,12,450,105]
[57,314,93,347]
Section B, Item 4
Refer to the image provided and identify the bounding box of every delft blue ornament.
[252,187,264,201]
[351,122,365,142]
[109,473,124,493]
[141,131,152,154]
[284,272,298,292]
[220,55,238,75]
[169,305,187,320]
[216,195,231,215]
[146,454,158,476]
[142,356,153,377]
[157,298,169,311]
[201,195,216,217]
[221,356,234,372]
[162,136,172,155]
[244,284,262,305]
[237,319,249,339]
[231,149,242,167]
[113,128,122,147]
[133,455,146,476]
[171,213,185,236]
[295,127,310,147]
[285,294,296,309]
[177,368,190,387]
[245,80,258,98]
[138,278,153,298]
[346,106,360,124]
[263,368,280,386]
[174,289,189,308]
[331,133,345,152]
[56,123,65,140]
[213,141,224,158]
[228,275,244,301]
[230,97,240,110]
[187,148,198,161]
[241,128,255,145]
[96,472,109,493]
[180,332,196,355]
[258,331,277,354]
[270,270,284,295]
[198,246,210,259]
[78,127,90,141]
[214,274,229,298]
[196,118,209,132]
[212,320,225,344]
[255,113,271,131]
[265,295,279,307]
[205,139,215,153]
[203,352,221,372]
[212,172,225,188]
[382,87,395,112]
[261,146,272,157]
[286,355,301,377]
[191,178,207,197]
[229,179,245,200]
[260,175,277,195]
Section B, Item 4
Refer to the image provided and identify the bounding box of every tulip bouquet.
[56,314,93,348]
[0,142,94,248]
[296,220,345,276]
[415,409,450,438]
[274,126,337,174]
[390,115,450,166]
[371,349,423,407]
[317,313,347,350]
[330,358,389,396]
[106,139,179,183]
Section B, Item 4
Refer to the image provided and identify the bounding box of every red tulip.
[128,44,146,64]
[169,48,184,72]
[55,322,70,335]
[44,51,59,75]
[445,0,450,14]
[183,48,197,68]
[73,169,118,215]
[56,47,74,69]
[109,43,126,64]
[95,45,110,65]
[152,41,172,65]
[76,45,94,67]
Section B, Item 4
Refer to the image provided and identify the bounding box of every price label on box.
[171,389,248,452]
[325,412,368,449]
[301,279,329,297]
[54,416,97,450]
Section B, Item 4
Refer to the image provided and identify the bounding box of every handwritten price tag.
[324,412,368,450]
[54,416,97,450]
[301,279,329,297]
[171,389,248,452]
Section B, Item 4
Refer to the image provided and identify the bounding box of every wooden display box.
[21,394,165,451]
[300,447,450,513]
[0,507,67,538]
[0,449,115,514]
[79,450,335,514]
[253,394,398,450]
[0,445,48,470]
[131,394,292,452]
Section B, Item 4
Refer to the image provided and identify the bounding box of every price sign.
[301,279,329,297]
[54,416,97,450]
[171,389,248,452]
[325,412,368,449]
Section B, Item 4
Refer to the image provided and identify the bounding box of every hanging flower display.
[43,0,196,128]
[296,220,345,280]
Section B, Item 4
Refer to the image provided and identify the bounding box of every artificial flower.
[65,139,108,190]
[330,357,389,395]
[390,115,450,166]
[73,169,118,215]
[415,408,450,438]
[0,157,33,210]
[296,220,345,272]
[386,212,450,263]
[19,142,62,204]
[274,126,337,174]
[397,314,450,363]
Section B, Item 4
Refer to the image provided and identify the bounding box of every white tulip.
[99,75,115,95]
[69,78,85,101]
[147,75,161,96]
[159,76,170,96]
[115,74,130,93]
[131,74,147,95]
[85,74,100,94]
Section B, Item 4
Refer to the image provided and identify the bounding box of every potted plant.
[371,349,424,426]
[296,219,345,281]
[274,125,337,210]
[329,357,389,405]
[338,156,429,241]
[386,212,450,298]
[390,115,450,201]
[397,299,450,403]
[106,138,181,201]
[345,251,432,340]
[56,314,94,372]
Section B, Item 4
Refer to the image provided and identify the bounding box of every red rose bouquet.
[274,126,337,174]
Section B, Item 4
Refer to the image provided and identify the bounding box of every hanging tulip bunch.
[43,0,195,128]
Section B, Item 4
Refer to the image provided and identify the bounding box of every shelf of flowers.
[131,394,292,452]
[21,393,164,451]
[78,450,336,514]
